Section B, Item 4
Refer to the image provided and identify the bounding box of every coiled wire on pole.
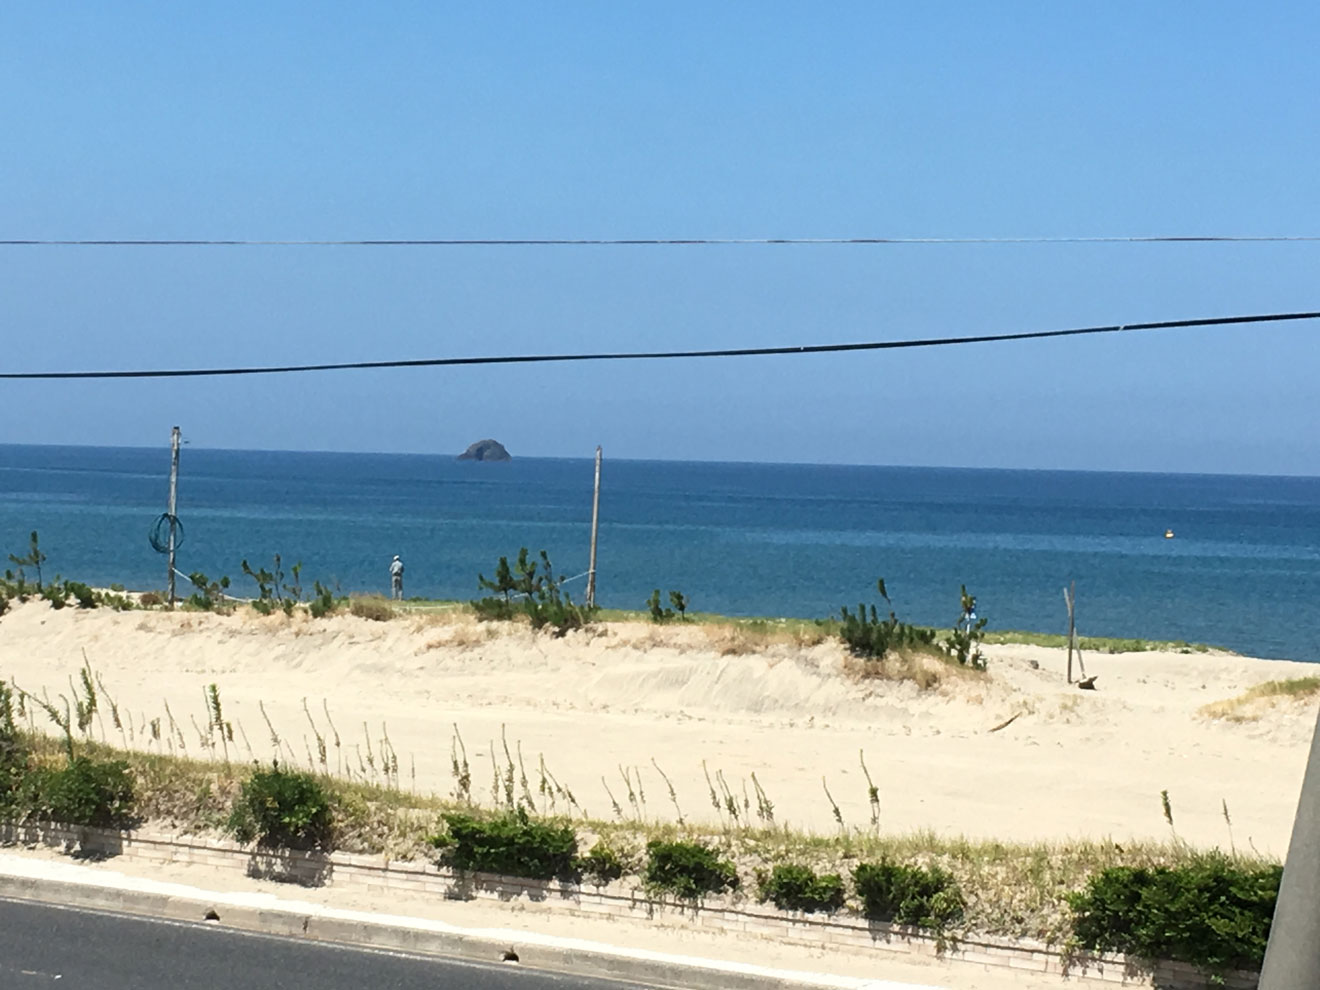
[148,513,183,554]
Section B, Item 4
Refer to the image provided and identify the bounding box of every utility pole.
[1064,582,1076,683]
[1259,703,1320,986]
[585,446,602,608]
[167,426,180,608]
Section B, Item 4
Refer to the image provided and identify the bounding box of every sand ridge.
[0,601,1315,853]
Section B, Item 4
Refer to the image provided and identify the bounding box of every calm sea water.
[2,444,1318,662]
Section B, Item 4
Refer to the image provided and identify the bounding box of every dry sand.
[2,602,1316,854]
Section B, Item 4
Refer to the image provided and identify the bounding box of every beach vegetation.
[853,859,965,931]
[942,584,988,670]
[185,572,232,613]
[576,839,631,884]
[838,578,937,660]
[138,590,165,607]
[39,580,69,610]
[646,589,689,622]
[1199,676,1320,722]
[472,548,595,636]
[241,555,297,615]
[63,580,97,609]
[1067,856,1281,976]
[8,530,46,591]
[432,806,578,880]
[349,595,394,622]
[757,863,846,913]
[643,838,738,899]
[20,755,136,828]
[308,581,338,619]
[227,762,334,850]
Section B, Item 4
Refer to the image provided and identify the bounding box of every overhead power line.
[2,311,1316,381]
[2,235,1320,247]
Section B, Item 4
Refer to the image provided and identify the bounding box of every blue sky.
[2,2,1317,473]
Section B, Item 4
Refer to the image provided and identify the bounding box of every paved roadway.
[0,897,651,990]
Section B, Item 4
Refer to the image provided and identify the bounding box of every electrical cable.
[2,235,1320,246]
[1,310,1316,381]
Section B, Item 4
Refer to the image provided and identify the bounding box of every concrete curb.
[0,863,943,990]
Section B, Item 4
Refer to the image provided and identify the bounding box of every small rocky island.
[457,438,511,462]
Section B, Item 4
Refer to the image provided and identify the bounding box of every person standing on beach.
[389,554,405,600]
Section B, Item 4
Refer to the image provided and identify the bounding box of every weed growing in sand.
[859,750,880,830]
[651,759,684,824]
[349,596,394,621]
[449,726,472,803]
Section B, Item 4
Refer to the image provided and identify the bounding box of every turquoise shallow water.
[2,444,1318,662]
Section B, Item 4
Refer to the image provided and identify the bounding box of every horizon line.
[1,440,1316,482]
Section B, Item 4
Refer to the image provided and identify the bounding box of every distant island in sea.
[457,439,511,462]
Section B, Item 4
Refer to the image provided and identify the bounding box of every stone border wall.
[0,822,1257,990]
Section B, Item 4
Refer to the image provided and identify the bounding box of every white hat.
[393,555,400,560]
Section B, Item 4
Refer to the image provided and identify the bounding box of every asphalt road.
[0,896,650,990]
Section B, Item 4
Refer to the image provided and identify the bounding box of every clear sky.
[2,2,1317,473]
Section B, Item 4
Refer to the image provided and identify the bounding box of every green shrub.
[63,581,97,609]
[433,807,578,880]
[349,596,394,622]
[839,579,936,659]
[40,581,68,610]
[646,589,673,622]
[758,863,846,913]
[0,680,28,811]
[308,581,338,619]
[23,756,136,827]
[853,860,965,930]
[227,763,334,850]
[577,841,631,885]
[942,585,988,669]
[1067,858,1281,975]
[472,548,595,636]
[185,572,231,612]
[643,839,738,899]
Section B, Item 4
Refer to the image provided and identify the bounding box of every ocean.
[2,444,1318,662]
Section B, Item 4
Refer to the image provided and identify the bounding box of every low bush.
[643,839,738,899]
[576,840,630,885]
[63,581,97,609]
[227,763,334,850]
[758,863,846,913]
[40,581,69,610]
[22,756,136,828]
[853,860,965,930]
[138,590,165,607]
[309,581,338,619]
[1067,858,1281,975]
[432,807,578,880]
[349,597,394,622]
[839,579,936,660]
[472,548,595,636]
[0,681,28,811]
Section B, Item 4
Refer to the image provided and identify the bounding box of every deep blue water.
[2,444,1319,662]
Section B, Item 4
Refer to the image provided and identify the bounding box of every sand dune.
[1,601,1315,854]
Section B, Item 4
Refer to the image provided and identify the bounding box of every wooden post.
[1064,582,1076,684]
[585,446,602,608]
[167,426,181,608]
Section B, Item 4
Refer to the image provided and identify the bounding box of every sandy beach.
[1,601,1315,855]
